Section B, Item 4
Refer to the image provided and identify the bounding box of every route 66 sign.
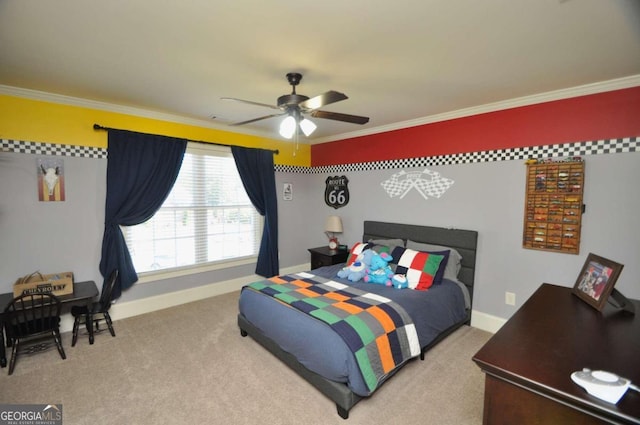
[325,175,349,209]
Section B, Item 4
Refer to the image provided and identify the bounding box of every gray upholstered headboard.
[363,221,478,308]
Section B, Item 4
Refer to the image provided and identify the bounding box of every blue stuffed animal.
[358,249,376,268]
[337,260,367,282]
[364,251,394,286]
[337,249,375,282]
[391,274,409,289]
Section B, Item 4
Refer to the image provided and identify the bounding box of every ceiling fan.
[222,72,369,138]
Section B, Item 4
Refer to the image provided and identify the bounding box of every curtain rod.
[93,124,279,155]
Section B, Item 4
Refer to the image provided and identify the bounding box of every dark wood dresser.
[473,283,640,424]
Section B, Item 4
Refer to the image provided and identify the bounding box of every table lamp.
[324,216,343,250]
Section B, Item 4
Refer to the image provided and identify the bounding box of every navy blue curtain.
[100,129,187,299]
[231,146,279,277]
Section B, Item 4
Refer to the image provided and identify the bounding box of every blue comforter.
[238,264,468,396]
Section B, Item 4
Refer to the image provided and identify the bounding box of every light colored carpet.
[0,291,492,424]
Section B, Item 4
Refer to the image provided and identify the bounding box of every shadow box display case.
[523,159,585,254]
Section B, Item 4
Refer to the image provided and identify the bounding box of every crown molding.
[0,84,274,140]
[314,74,640,144]
[2,74,639,144]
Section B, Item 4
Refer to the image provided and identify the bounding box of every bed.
[237,221,478,419]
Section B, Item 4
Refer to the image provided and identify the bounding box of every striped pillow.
[390,247,445,290]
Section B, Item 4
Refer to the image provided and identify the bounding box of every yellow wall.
[0,94,310,166]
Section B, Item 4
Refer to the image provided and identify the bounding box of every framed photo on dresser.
[572,253,624,311]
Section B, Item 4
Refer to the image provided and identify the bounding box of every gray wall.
[289,151,640,319]
[1,150,638,321]
[0,153,266,303]
[1,153,105,287]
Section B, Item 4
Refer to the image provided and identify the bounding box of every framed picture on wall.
[283,182,293,201]
[37,157,65,202]
[572,253,624,311]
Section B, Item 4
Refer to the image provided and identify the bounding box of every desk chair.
[3,293,66,375]
[71,270,118,346]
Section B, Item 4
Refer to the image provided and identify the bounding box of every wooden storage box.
[13,271,74,297]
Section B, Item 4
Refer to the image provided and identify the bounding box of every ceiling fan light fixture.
[279,115,296,139]
[300,118,317,137]
[227,72,369,135]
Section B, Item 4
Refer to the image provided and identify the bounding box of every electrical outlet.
[505,292,516,306]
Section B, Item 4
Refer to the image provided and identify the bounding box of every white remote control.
[571,369,630,404]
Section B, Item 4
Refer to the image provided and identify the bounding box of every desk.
[0,280,99,368]
[473,283,640,424]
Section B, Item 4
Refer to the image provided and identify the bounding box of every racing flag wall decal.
[381,169,454,200]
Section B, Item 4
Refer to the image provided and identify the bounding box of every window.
[123,143,262,274]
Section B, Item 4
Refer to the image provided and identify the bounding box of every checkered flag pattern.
[2,139,106,159]
[247,272,420,393]
[381,169,454,199]
[3,136,637,172]
[273,136,638,174]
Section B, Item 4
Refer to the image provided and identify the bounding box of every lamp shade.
[299,118,317,137]
[279,115,296,139]
[325,215,343,233]
[279,115,316,139]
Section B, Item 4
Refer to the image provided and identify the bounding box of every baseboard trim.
[59,264,308,333]
[111,264,308,321]
[471,310,507,334]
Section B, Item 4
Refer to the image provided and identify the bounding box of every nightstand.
[308,246,349,270]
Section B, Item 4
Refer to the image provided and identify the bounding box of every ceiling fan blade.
[310,110,370,125]
[221,97,280,110]
[298,91,348,110]
[230,113,284,126]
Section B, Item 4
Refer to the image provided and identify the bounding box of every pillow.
[345,242,370,266]
[366,238,404,256]
[426,250,450,286]
[406,240,462,281]
[390,247,445,290]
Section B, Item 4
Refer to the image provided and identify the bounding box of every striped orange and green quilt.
[246,272,421,393]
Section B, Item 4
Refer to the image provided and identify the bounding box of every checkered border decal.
[2,136,637,172]
[1,139,107,159]
[275,136,639,174]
